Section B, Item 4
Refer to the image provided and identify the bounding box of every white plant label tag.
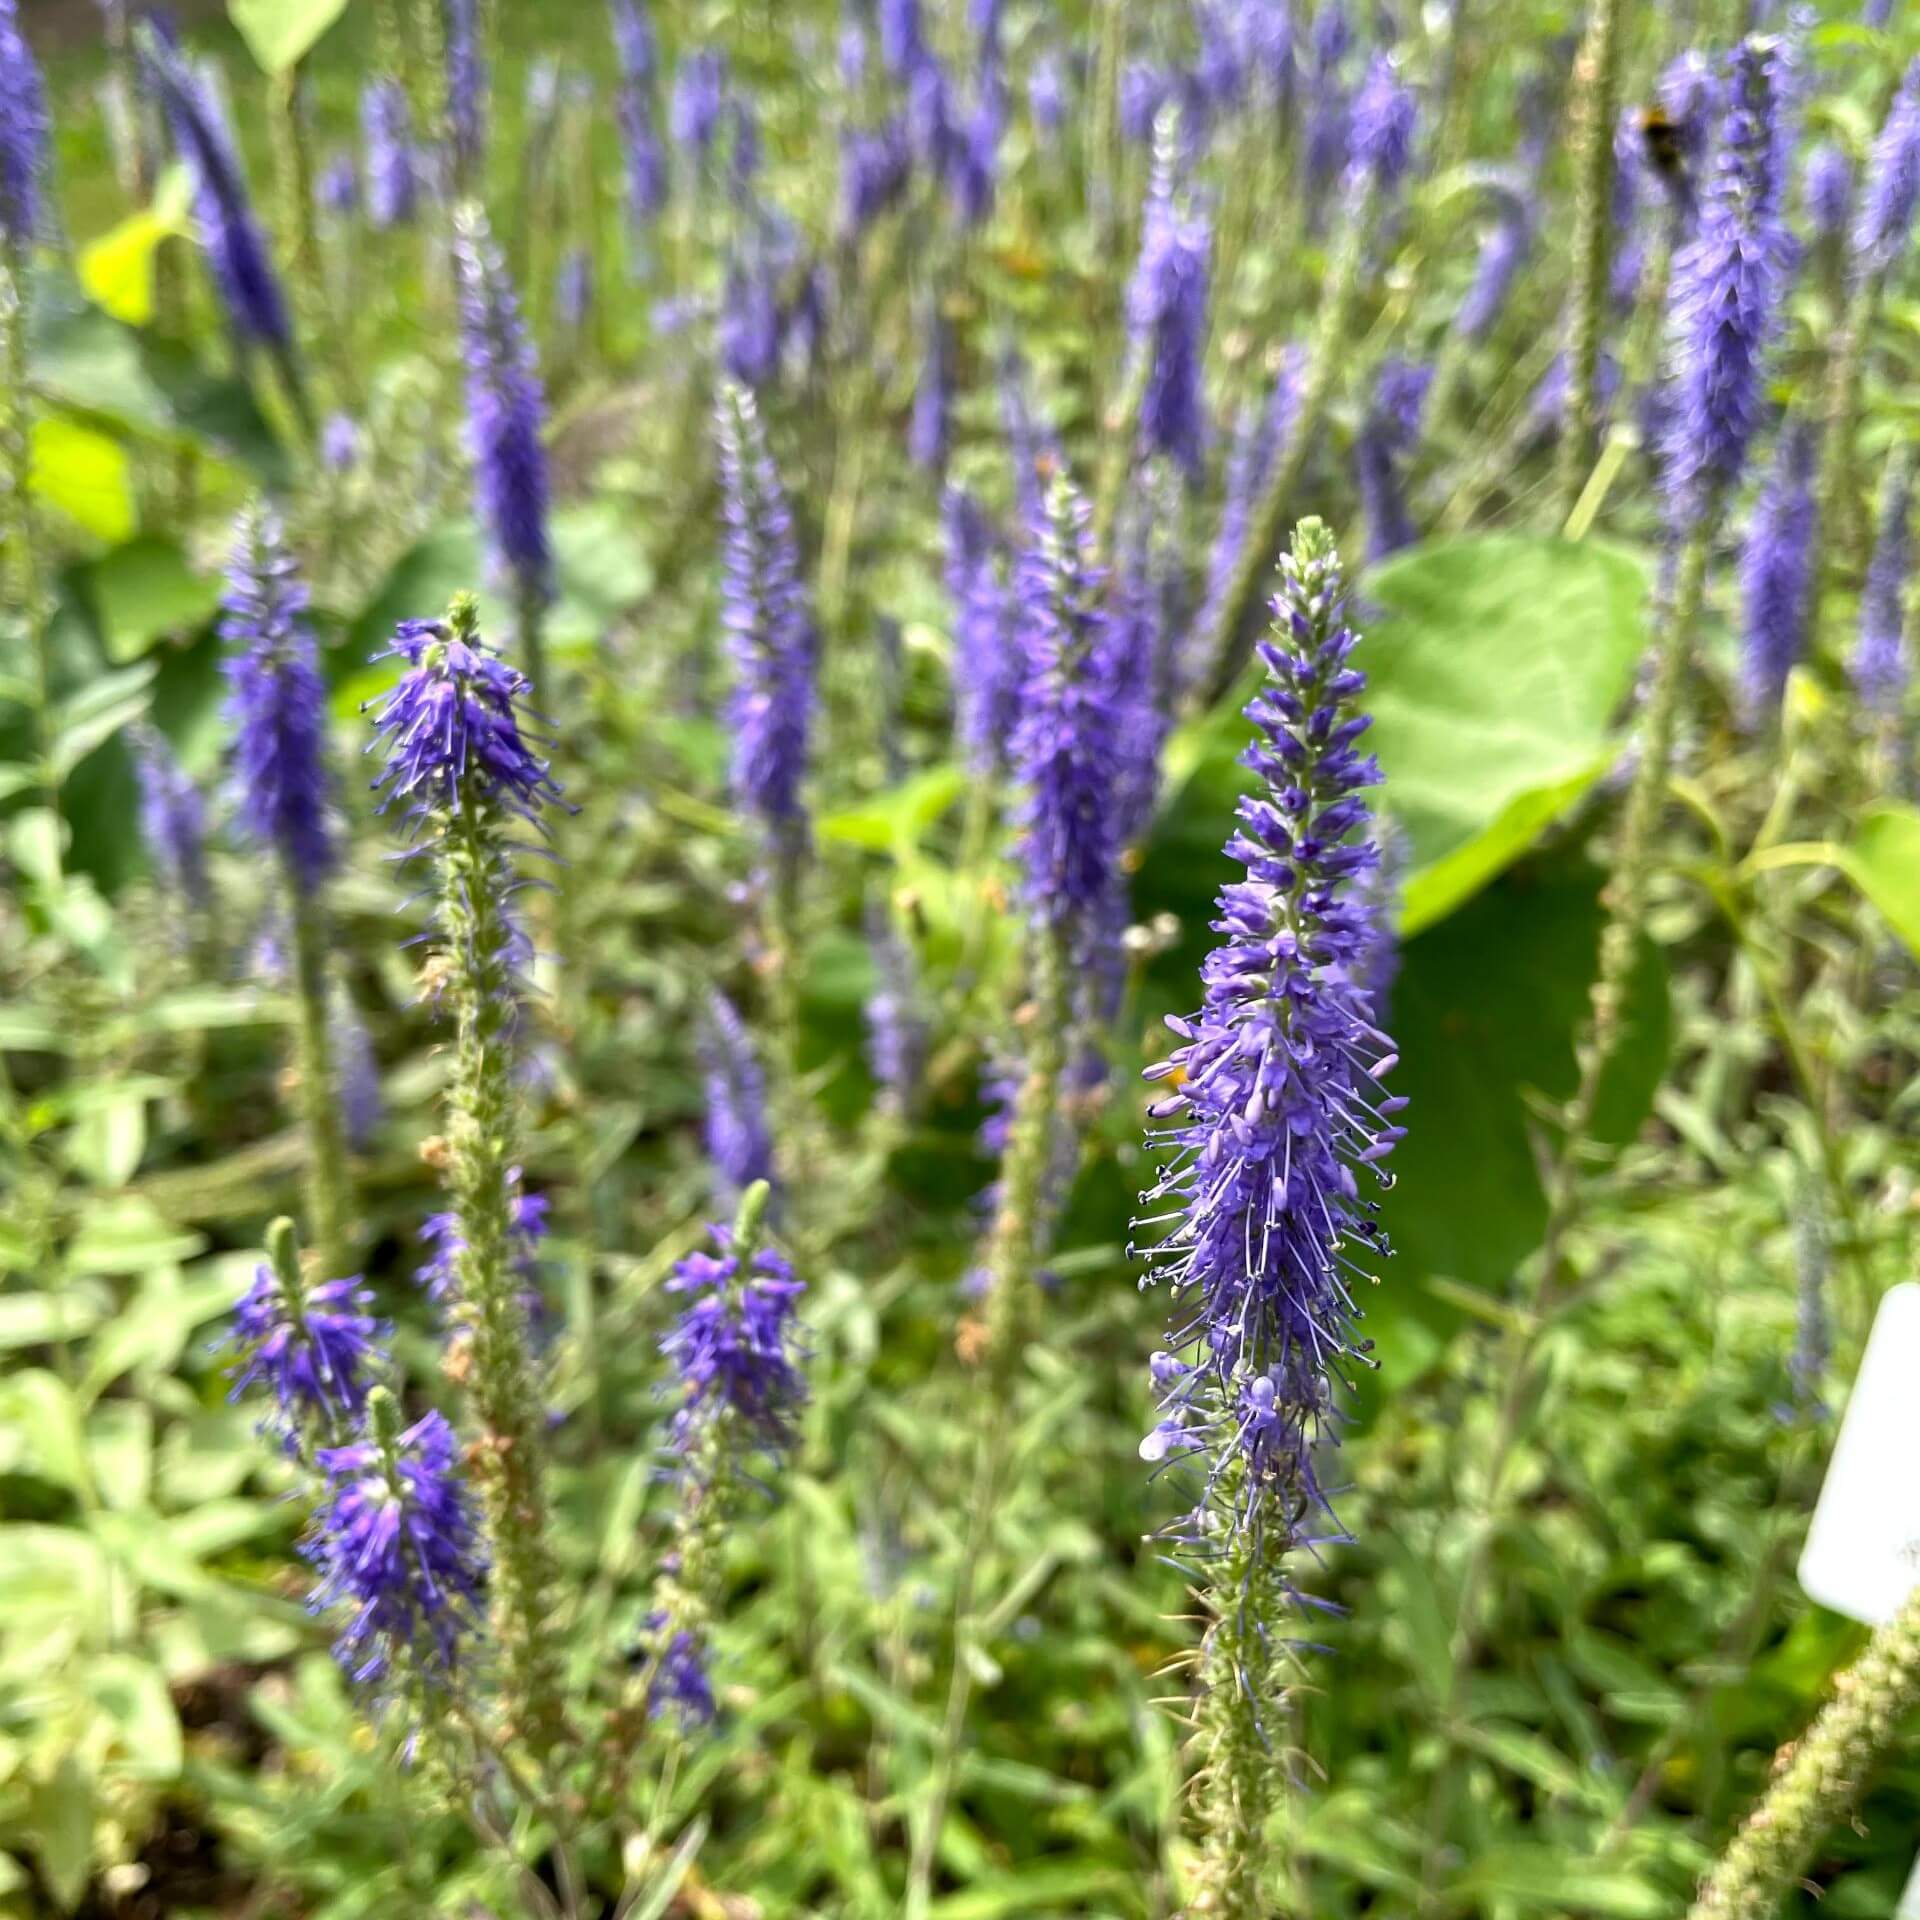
[1799,1283,1920,1627]
[1900,1851,1920,1918]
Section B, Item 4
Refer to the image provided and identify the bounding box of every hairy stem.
[1687,1584,1920,1919]
[285,876,351,1282]
[1554,0,1626,521]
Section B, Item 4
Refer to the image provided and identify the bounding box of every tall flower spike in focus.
[223,506,350,1277]
[307,1387,484,1687]
[0,0,49,249]
[1738,419,1818,721]
[1664,37,1792,527]
[1134,519,1403,1917]
[1127,106,1212,480]
[369,594,567,1758]
[716,381,819,901]
[641,1180,806,1730]
[453,202,554,692]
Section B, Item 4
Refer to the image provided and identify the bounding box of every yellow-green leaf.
[77,169,191,326]
[31,415,135,543]
[227,0,348,73]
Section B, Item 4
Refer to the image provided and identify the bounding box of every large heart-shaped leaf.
[1362,535,1652,932]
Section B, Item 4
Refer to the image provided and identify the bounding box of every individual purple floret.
[671,49,728,157]
[701,991,775,1203]
[944,487,1018,778]
[361,79,419,230]
[1134,519,1403,1559]
[611,0,668,227]
[1803,141,1852,246]
[1128,136,1212,480]
[1355,358,1431,565]
[453,205,553,608]
[132,724,211,915]
[0,0,49,245]
[142,29,292,349]
[1663,37,1792,522]
[1011,464,1123,939]
[1853,56,1920,282]
[416,1170,549,1328]
[445,0,485,184]
[308,1402,484,1682]
[222,507,336,898]
[864,897,927,1113]
[716,383,818,867]
[661,1224,807,1451]
[910,297,950,471]
[1738,420,1818,720]
[1855,452,1913,716]
[1349,54,1417,193]
[231,1258,380,1439]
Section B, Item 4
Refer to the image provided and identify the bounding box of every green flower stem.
[515,578,552,728]
[437,630,566,1765]
[1196,183,1379,704]
[0,254,58,882]
[283,888,351,1285]
[1186,1510,1290,1920]
[982,923,1071,1365]
[1816,277,1878,569]
[1414,522,1712,1915]
[1687,1583,1920,1919]
[1554,0,1626,523]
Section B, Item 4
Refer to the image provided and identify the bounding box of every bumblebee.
[1638,103,1687,180]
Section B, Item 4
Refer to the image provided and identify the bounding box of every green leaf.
[28,1757,94,1912]
[1363,535,1651,932]
[820,765,966,856]
[50,663,155,780]
[228,0,349,72]
[1452,1846,1666,1917]
[926,1862,1130,1917]
[548,500,657,651]
[1841,802,1920,958]
[83,1654,182,1780]
[1368,856,1669,1354]
[0,1370,88,1497]
[0,1289,109,1351]
[32,414,136,543]
[77,168,192,326]
[78,536,223,666]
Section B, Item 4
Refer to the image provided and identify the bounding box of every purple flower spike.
[864,897,927,1112]
[222,506,336,898]
[910,296,951,472]
[1011,463,1124,938]
[611,0,668,226]
[453,204,553,608]
[445,0,486,183]
[650,1625,716,1725]
[1803,141,1851,245]
[1853,57,1920,282]
[662,1224,807,1452]
[308,1402,484,1683]
[231,1255,380,1440]
[0,0,48,245]
[1455,191,1532,344]
[716,383,818,867]
[1134,519,1402,1560]
[1355,358,1432,565]
[671,49,728,157]
[1350,54,1417,192]
[1128,128,1212,480]
[701,991,775,1204]
[944,488,1018,779]
[1738,420,1818,721]
[132,724,211,915]
[361,79,419,230]
[1663,37,1793,522]
[1855,453,1913,717]
[142,30,292,349]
